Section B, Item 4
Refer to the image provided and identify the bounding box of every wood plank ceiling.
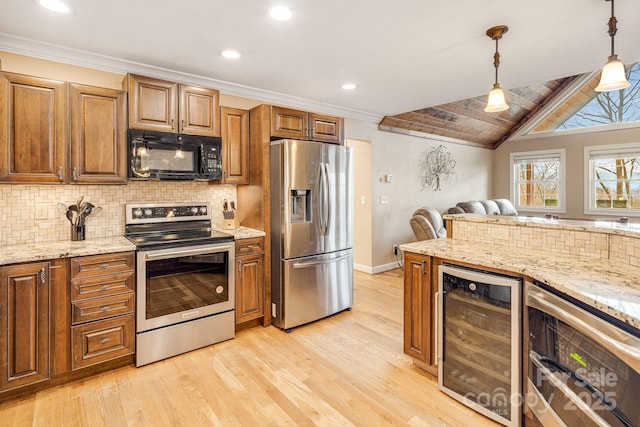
[379,76,580,149]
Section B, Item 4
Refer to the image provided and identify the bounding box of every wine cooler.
[438,264,522,427]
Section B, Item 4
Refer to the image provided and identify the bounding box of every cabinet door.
[221,107,249,184]
[0,72,67,183]
[270,106,308,139]
[70,84,127,184]
[179,84,220,136]
[309,113,343,144]
[403,252,432,365]
[127,74,178,133]
[0,262,50,391]
[236,253,265,324]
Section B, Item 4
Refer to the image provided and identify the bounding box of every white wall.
[345,119,494,273]
[346,139,373,272]
[494,126,640,220]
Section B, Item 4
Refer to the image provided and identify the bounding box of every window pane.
[590,152,640,211]
[514,159,560,208]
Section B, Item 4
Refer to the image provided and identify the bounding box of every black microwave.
[128,129,222,180]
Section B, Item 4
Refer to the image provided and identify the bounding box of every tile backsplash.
[0,182,237,245]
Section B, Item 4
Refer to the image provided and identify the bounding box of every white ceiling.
[1,0,640,123]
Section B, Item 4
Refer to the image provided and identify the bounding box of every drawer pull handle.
[100,285,109,291]
[101,305,110,312]
[100,338,110,344]
[100,263,110,269]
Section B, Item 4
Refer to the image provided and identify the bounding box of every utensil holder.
[71,224,85,241]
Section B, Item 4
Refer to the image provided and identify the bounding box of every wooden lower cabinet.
[70,252,135,370]
[0,262,51,391]
[235,237,265,326]
[403,252,437,375]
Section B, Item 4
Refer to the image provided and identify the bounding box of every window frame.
[584,143,640,217]
[509,149,566,214]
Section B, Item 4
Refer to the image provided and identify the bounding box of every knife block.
[222,216,239,230]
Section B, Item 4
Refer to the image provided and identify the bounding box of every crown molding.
[0,32,382,123]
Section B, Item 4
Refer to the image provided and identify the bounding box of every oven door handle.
[142,245,233,261]
[527,283,640,372]
[530,351,633,427]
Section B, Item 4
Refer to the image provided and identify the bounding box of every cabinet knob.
[180,119,185,132]
[238,260,242,272]
[100,263,110,269]
[40,267,46,284]
[170,118,175,131]
[100,305,110,312]
[100,285,109,291]
[58,166,64,182]
[421,260,427,275]
[72,167,78,181]
[100,338,110,344]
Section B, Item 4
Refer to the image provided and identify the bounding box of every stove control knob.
[133,209,143,218]
[199,206,207,214]
[190,207,199,214]
[144,209,152,217]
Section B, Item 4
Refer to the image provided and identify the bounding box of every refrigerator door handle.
[293,254,350,269]
[323,162,331,236]
[317,163,326,234]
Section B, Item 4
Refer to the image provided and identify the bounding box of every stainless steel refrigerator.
[270,139,353,331]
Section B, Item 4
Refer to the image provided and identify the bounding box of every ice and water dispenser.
[291,189,311,223]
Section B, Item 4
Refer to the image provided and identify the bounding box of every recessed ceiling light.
[38,0,72,13]
[269,6,292,21]
[341,83,357,90]
[220,50,241,59]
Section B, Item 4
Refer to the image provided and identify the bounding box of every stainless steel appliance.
[125,202,234,367]
[270,139,353,331]
[438,264,522,427]
[128,129,222,180]
[526,281,640,427]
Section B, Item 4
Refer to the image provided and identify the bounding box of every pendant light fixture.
[595,0,630,92]
[484,25,509,113]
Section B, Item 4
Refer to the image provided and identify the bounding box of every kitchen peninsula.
[400,213,640,426]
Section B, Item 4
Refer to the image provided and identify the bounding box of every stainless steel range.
[125,202,235,367]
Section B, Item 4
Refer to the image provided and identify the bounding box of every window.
[510,149,565,213]
[585,144,640,216]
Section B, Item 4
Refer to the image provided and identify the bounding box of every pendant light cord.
[607,0,618,58]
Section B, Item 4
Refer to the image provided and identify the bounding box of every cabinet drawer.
[236,237,264,255]
[71,315,134,370]
[71,252,134,280]
[72,272,134,301]
[72,293,135,324]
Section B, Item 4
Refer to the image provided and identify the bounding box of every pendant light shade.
[485,83,509,113]
[595,0,630,92]
[484,25,509,113]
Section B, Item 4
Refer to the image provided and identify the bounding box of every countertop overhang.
[0,226,265,266]
[400,238,640,331]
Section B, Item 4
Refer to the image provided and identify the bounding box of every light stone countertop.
[0,227,265,266]
[443,213,640,238]
[0,236,136,266]
[400,238,640,331]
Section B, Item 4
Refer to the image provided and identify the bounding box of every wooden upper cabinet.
[0,72,68,183]
[221,107,249,184]
[179,84,220,136]
[0,262,51,392]
[271,106,308,140]
[127,74,220,136]
[270,106,343,144]
[127,74,178,133]
[309,113,343,144]
[69,84,127,184]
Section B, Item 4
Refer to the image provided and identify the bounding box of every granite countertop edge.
[400,239,640,331]
[0,226,266,266]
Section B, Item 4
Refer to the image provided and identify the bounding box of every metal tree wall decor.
[419,144,457,191]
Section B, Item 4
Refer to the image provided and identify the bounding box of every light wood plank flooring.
[0,270,500,426]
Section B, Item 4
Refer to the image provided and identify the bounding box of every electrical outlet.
[393,244,399,255]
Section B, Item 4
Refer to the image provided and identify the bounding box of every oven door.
[526,281,640,427]
[136,243,235,332]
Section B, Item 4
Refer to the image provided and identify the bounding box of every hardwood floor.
[0,270,500,426]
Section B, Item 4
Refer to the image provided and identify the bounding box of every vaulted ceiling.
[378,76,581,149]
